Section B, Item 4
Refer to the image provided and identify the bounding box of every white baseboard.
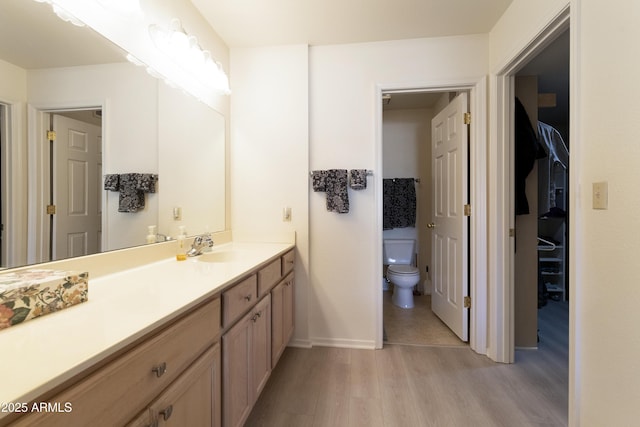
[288,339,313,349]
[310,337,376,350]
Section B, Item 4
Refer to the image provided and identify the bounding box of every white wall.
[230,44,310,346]
[309,35,488,347]
[572,1,640,424]
[490,0,640,424]
[0,59,28,266]
[27,63,159,251]
[157,84,226,239]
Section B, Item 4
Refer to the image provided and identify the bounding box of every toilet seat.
[388,265,419,275]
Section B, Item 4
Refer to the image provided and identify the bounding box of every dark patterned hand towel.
[311,170,327,192]
[383,179,395,229]
[349,169,367,190]
[391,178,416,228]
[325,169,349,213]
[136,174,159,193]
[117,173,158,212]
[104,174,120,191]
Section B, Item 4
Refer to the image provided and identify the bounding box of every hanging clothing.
[514,98,546,215]
[538,122,569,209]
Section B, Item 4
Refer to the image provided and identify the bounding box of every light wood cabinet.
[12,298,221,427]
[222,295,271,427]
[221,249,295,427]
[257,259,281,297]
[7,248,295,427]
[271,272,294,368]
[222,275,257,328]
[128,343,221,427]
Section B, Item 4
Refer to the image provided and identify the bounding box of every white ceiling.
[1,1,513,70]
[191,0,514,47]
[0,0,125,69]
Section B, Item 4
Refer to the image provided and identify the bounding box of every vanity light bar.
[32,0,85,27]
[148,18,230,95]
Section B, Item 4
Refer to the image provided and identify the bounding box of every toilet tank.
[383,239,416,265]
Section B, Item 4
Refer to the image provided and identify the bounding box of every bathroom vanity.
[0,240,295,427]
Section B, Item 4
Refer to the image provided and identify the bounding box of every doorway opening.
[0,103,6,267]
[30,107,103,264]
[374,77,488,354]
[514,29,570,353]
[381,90,469,347]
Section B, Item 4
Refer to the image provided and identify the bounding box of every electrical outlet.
[593,182,608,210]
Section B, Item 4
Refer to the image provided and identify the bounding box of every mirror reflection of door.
[48,110,102,261]
[0,104,5,266]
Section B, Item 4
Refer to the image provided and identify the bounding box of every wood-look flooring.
[383,291,466,347]
[246,298,568,427]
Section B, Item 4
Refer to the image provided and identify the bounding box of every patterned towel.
[383,178,416,228]
[311,170,327,192]
[349,169,367,190]
[103,174,119,191]
[325,169,349,213]
[105,173,158,213]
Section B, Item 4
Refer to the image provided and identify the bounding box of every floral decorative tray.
[0,270,88,330]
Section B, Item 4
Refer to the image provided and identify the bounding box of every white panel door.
[53,114,102,260]
[431,93,469,342]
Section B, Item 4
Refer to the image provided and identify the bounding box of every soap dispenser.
[146,225,157,244]
[176,226,187,261]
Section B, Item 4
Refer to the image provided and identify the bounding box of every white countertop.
[0,241,293,414]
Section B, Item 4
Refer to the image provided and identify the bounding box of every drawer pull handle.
[244,295,252,302]
[152,362,167,378]
[159,405,173,421]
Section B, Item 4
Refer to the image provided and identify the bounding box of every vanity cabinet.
[271,272,295,368]
[4,246,295,427]
[11,298,221,427]
[222,295,271,427]
[128,344,221,427]
[221,248,295,427]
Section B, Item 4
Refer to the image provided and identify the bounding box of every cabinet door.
[223,312,252,427]
[282,276,295,349]
[271,274,294,368]
[152,343,220,427]
[252,294,271,399]
[271,281,285,367]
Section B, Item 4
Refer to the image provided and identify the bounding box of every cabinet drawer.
[223,275,258,327]
[12,298,220,427]
[258,259,282,297]
[282,250,295,275]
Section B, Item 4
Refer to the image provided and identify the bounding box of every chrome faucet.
[187,233,214,257]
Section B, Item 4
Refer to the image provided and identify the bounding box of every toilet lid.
[388,265,419,275]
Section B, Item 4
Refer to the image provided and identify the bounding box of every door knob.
[427,223,436,229]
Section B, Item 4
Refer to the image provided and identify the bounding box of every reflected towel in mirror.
[104,173,158,213]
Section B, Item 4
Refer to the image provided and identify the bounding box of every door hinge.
[464,204,471,216]
[46,130,56,141]
[46,205,56,215]
[463,112,471,125]
[509,228,515,237]
[464,296,471,308]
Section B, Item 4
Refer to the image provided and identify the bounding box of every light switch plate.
[173,206,182,220]
[593,182,608,209]
[283,207,292,222]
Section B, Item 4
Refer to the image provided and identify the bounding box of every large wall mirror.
[0,0,226,269]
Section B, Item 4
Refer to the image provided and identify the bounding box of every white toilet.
[383,239,420,308]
